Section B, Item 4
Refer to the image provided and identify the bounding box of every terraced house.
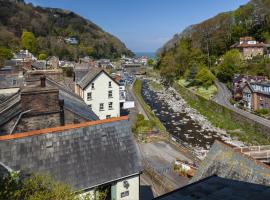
[75,67,120,120]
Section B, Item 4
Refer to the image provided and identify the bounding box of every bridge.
[234,145,270,164]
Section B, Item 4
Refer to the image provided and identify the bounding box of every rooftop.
[155,175,270,200]
[77,67,102,89]
[191,140,270,186]
[0,116,142,191]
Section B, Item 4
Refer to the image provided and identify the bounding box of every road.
[214,80,270,127]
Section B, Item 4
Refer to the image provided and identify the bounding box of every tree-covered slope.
[157,0,270,82]
[0,0,134,60]
[159,0,270,57]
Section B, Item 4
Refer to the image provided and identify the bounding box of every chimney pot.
[40,76,46,87]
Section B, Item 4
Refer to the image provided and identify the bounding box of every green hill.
[157,0,270,82]
[0,0,134,61]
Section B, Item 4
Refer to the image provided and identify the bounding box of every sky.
[26,0,249,52]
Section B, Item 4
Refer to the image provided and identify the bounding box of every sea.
[135,52,156,59]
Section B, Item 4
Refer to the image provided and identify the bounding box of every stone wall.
[64,109,87,124]
[13,113,61,133]
[173,83,270,138]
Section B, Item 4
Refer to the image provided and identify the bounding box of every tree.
[195,67,215,87]
[0,173,78,200]
[0,47,13,66]
[21,31,37,54]
[159,52,177,84]
[38,53,47,60]
[147,58,154,66]
[217,49,243,82]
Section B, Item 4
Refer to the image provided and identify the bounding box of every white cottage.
[75,68,120,120]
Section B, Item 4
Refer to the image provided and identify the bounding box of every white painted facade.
[111,175,140,200]
[79,175,140,200]
[76,72,120,120]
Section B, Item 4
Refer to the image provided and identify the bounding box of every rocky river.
[141,78,244,158]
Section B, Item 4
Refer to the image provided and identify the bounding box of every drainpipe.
[59,99,65,126]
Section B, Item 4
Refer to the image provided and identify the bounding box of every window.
[108,90,113,98]
[108,102,113,110]
[87,92,92,101]
[99,103,104,111]
[109,81,112,88]
[91,83,95,89]
[88,104,92,109]
[106,115,111,119]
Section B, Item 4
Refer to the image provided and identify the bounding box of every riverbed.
[141,78,243,158]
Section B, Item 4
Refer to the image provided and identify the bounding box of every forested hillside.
[157,0,270,83]
[0,0,133,61]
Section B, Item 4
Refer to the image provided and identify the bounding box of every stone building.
[0,76,98,135]
[231,37,265,59]
[242,82,270,111]
[0,116,142,200]
[46,56,60,68]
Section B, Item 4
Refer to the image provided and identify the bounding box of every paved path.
[128,78,149,120]
[213,80,270,127]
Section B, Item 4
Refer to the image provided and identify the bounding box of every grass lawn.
[178,79,217,99]
[133,79,166,132]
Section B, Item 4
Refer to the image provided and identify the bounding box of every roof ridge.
[0,116,129,141]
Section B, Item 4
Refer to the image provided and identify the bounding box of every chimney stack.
[40,76,46,87]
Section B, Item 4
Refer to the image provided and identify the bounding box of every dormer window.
[91,83,95,89]
[109,81,112,88]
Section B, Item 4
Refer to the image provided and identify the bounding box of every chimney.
[59,99,65,126]
[40,76,46,87]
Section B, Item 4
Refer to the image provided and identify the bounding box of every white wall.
[83,72,120,119]
[112,175,139,200]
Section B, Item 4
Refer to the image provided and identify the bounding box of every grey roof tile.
[0,119,142,191]
[155,176,270,200]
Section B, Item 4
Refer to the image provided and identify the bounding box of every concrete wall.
[83,72,120,119]
[173,83,270,138]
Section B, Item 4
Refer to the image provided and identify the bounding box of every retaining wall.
[173,83,270,138]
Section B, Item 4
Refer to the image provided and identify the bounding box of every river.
[141,79,242,157]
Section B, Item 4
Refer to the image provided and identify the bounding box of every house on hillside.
[64,37,78,45]
[231,37,265,59]
[232,74,268,101]
[0,117,142,200]
[75,67,120,119]
[242,82,270,111]
[12,50,37,63]
[46,56,59,68]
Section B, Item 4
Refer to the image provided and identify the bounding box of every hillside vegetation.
[157,0,270,84]
[0,0,133,62]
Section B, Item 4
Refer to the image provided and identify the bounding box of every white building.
[75,68,120,119]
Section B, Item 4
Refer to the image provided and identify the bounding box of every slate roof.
[77,67,119,89]
[155,175,270,200]
[59,90,99,121]
[77,67,102,89]
[192,140,270,186]
[0,117,142,191]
